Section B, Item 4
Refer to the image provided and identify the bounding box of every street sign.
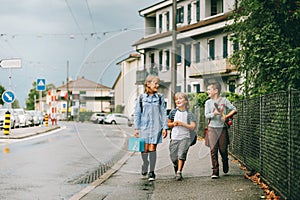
[2,90,15,104]
[0,59,22,69]
[36,79,46,91]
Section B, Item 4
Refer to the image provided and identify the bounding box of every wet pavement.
[76,137,265,200]
[0,124,266,199]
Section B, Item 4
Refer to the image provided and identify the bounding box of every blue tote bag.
[128,138,145,152]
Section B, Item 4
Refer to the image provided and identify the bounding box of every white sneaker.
[211,174,219,179]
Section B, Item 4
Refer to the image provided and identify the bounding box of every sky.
[0,0,162,107]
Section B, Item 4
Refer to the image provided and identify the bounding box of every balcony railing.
[136,66,172,85]
[189,57,236,77]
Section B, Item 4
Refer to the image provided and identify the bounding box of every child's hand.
[174,121,182,126]
[162,129,168,138]
[213,108,221,116]
[134,129,139,137]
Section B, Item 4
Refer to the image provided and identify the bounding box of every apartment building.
[133,0,241,109]
[114,53,143,117]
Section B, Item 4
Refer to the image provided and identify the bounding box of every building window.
[185,44,191,67]
[194,84,200,93]
[194,42,200,63]
[150,53,155,67]
[188,4,192,24]
[177,85,181,92]
[211,0,223,16]
[223,36,228,58]
[187,84,191,93]
[177,45,182,63]
[196,0,200,21]
[165,50,170,70]
[80,91,86,95]
[208,39,215,60]
[159,14,162,33]
[229,80,236,93]
[159,51,163,71]
[165,12,170,31]
[233,40,239,52]
[176,7,184,24]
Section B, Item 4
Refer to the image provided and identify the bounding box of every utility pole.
[66,60,69,121]
[171,0,177,108]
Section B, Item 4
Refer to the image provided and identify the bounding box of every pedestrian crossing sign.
[36,79,46,91]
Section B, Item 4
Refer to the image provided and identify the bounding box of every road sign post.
[36,79,46,112]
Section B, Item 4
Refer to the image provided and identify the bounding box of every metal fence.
[228,90,300,200]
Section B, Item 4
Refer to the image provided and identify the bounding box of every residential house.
[55,77,113,117]
[133,0,241,109]
[114,53,143,117]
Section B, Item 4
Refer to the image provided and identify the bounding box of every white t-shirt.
[171,110,190,140]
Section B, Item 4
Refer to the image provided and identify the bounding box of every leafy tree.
[227,0,300,97]
[0,85,5,106]
[25,82,56,110]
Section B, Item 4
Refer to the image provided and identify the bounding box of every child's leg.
[141,152,149,174]
[149,151,157,172]
[177,138,190,172]
[219,128,229,173]
[169,140,179,172]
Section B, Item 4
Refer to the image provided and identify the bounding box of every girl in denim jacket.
[134,75,168,181]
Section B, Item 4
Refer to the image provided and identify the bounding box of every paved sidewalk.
[75,137,265,200]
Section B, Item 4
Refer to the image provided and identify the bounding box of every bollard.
[3,111,10,135]
[45,114,49,127]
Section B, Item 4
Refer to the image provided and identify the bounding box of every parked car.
[14,108,31,127]
[128,114,134,127]
[103,113,130,125]
[26,110,43,126]
[90,112,107,124]
[0,109,20,129]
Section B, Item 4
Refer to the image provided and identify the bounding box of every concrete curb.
[0,126,60,139]
[69,151,135,200]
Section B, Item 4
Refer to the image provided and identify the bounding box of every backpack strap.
[139,94,143,113]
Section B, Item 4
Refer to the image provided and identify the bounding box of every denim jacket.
[134,93,168,144]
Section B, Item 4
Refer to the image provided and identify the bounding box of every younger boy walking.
[168,92,196,181]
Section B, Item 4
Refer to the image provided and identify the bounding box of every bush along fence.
[228,89,300,200]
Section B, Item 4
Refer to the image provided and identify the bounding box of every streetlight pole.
[171,0,177,108]
[66,60,69,121]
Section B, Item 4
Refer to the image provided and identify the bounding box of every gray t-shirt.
[205,97,237,128]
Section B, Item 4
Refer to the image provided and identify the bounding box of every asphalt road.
[0,122,133,200]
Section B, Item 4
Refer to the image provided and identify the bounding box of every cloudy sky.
[0,0,161,107]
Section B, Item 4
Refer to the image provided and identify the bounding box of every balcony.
[136,69,147,85]
[136,66,172,85]
[136,68,159,85]
[189,57,236,77]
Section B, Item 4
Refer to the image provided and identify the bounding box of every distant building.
[35,77,114,119]
[114,53,143,117]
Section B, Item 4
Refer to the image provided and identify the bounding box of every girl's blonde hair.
[174,92,190,110]
[144,75,160,93]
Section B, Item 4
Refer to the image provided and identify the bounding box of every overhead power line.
[85,0,96,33]
[65,0,84,36]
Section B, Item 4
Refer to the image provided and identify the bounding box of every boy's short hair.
[209,82,222,95]
[174,92,190,110]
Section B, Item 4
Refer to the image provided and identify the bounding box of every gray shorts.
[169,138,190,162]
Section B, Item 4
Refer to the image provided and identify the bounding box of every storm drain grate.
[74,163,112,184]
[69,152,126,185]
